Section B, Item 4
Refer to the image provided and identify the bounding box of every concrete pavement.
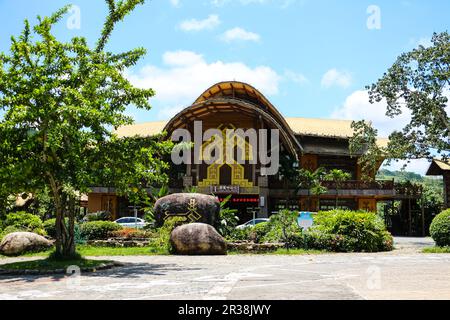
[0,237,449,300]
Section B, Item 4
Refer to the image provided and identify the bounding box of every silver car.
[114,217,147,229]
[236,218,270,229]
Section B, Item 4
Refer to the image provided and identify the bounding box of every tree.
[0,1,173,258]
[310,184,328,211]
[270,209,299,250]
[324,169,351,209]
[351,32,450,173]
[297,168,326,211]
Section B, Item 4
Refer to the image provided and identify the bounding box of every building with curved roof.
[89,81,395,223]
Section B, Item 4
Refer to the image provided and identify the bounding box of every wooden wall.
[87,193,118,220]
[444,172,450,209]
[357,198,377,212]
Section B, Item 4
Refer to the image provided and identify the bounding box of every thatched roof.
[115,117,388,147]
[426,159,450,175]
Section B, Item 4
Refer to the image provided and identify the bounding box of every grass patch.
[15,245,169,258]
[77,245,168,256]
[228,248,327,255]
[2,245,328,258]
[422,246,450,253]
[271,248,328,255]
[0,257,111,271]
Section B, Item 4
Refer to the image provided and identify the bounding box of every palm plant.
[297,168,326,211]
[324,169,352,209]
[278,153,300,208]
[217,195,239,237]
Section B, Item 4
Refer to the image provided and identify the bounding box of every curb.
[0,261,124,276]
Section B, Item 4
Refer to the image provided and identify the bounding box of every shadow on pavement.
[0,262,203,283]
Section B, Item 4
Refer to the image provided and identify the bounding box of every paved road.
[0,237,449,300]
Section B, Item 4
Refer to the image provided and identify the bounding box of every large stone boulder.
[0,232,53,256]
[154,193,220,227]
[170,223,227,255]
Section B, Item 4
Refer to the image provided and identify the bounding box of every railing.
[322,180,394,190]
[260,178,397,191]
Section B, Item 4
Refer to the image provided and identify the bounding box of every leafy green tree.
[0,1,172,258]
[351,32,450,173]
[297,168,326,211]
[269,209,300,250]
[310,184,328,211]
[324,169,352,209]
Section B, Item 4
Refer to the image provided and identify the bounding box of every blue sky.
[0,0,449,173]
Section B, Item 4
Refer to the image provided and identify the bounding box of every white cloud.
[211,0,302,7]
[331,90,429,174]
[169,0,181,8]
[211,0,265,6]
[331,90,411,137]
[284,70,309,85]
[321,68,352,88]
[157,105,185,119]
[179,14,221,32]
[162,51,204,66]
[126,50,281,119]
[220,27,261,43]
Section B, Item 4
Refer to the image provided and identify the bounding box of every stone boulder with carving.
[0,232,53,256]
[154,193,220,227]
[170,223,227,255]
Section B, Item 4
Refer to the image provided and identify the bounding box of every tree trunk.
[307,190,311,212]
[54,196,63,257]
[49,178,76,259]
[63,195,76,257]
[335,188,339,209]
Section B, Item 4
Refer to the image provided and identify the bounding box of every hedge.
[79,221,122,240]
[430,209,450,247]
[306,210,394,252]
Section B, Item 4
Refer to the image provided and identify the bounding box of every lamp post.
[128,205,141,229]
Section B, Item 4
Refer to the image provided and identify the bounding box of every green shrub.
[109,227,156,239]
[225,227,251,242]
[263,210,303,248]
[217,195,239,237]
[83,211,112,222]
[79,221,122,240]
[43,218,59,238]
[225,211,304,249]
[306,210,393,252]
[0,226,23,241]
[1,212,46,236]
[43,219,86,245]
[263,226,303,248]
[152,217,186,253]
[248,222,271,243]
[430,209,450,247]
[74,223,87,245]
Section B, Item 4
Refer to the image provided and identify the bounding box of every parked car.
[236,218,270,229]
[114,217,147,229]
